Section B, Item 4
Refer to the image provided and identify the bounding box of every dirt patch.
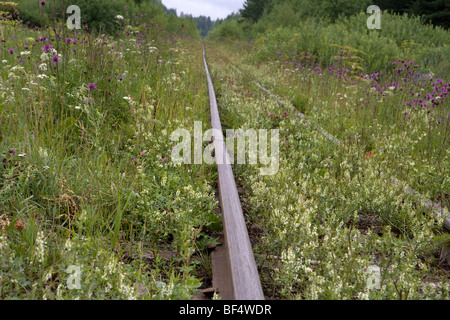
[349,212,401,237]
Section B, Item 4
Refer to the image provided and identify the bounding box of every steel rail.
[202,44,265,300]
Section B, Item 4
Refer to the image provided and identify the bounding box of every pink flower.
[162,157,169,162]
[141,151,146,156]
[88,83,97,91]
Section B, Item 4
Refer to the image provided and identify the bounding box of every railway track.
[202,44,265,300]
[201,43,449,299]
[212,47,450,232]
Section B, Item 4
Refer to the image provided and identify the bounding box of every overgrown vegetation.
[0,1,220,299]
[205,0,449,300]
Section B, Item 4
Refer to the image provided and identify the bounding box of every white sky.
[161,0,245,20]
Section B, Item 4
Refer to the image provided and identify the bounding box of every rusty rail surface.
[202,44,265,300]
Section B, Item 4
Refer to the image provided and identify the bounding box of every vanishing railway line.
[202,44,265,300]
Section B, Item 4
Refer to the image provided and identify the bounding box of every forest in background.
[207,0,450,78]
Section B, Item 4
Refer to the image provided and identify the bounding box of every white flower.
[39,63,48,71]
[40,53,49,62]
[388,86,396,90]
[10,66,24,72]
[115,15,124,20]
[2,60,7,63]
[20,51,31,56]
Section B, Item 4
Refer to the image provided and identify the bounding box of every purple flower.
[40,0,46,6]
[162,157,169,163]
[7,48,14,54]
[52,56,59,64]
[42,44,53,52]
[88,83,97,91]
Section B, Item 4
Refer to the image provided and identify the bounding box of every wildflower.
[269,113,274,117]
[42,44,53,52]
[7,48,14,54]
[115,15,124,20]
[141,151,146,156]
[88,83,97,91]
[162,157,169,163]
[15,220,25,231]
[39,63,48,71]
[9,148,16,156]
[365,152,373,159]
[40,0,46,6]
[52,56,59,64]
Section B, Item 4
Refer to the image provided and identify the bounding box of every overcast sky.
[161,0,245,20]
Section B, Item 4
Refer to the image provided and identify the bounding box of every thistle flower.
[88,83,97,91]
[7,48,14,54]
[52,56,59,64]
[42,44,52,52]
[40,0,46,6]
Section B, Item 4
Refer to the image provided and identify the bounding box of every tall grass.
[0,9,219,299]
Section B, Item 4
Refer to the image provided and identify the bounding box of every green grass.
[0,14,220,299]
[206,40,449,300]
